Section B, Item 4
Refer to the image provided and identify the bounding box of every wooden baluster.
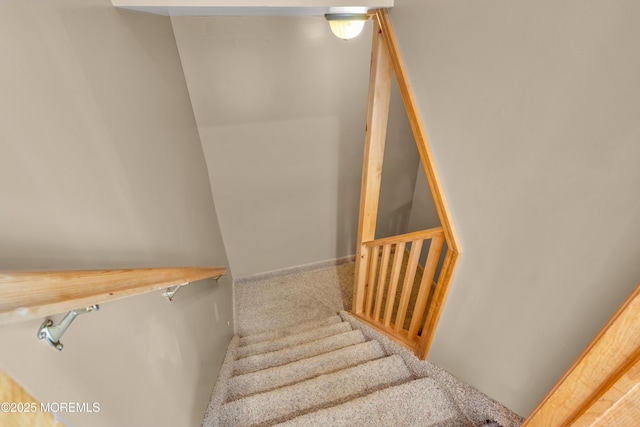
[416,245,458,360]
[383,242,406,327]
[365,245,380,317]
[408,234,445,340]
[394,239,424,333]
[373,244,392,321]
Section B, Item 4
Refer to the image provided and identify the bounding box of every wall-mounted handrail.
[0,266,226,326]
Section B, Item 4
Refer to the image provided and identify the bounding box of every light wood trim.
[353,312,417,351]
[363,227,444,248]
[573,351,640,426]
[523,284,640,426]
[593,385,640,427]
[354,247,370,315]
[373,244,392,321]
[416,249,459,359]
[353,7,463,361]
[408,234,444,339]
[352,16,393,314]
[383,242,405,327]
[0,266,226,325]
[0,370,57,427]
[394,240,423,332]
[365,245,380,316]
[373,9,461,255]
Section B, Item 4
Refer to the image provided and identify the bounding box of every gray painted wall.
[172,16,420,277]
[407,163,442,268]
[407,163,440,234]
[376,77,422,239]
[392,0,640,416]
[0,1,233,426]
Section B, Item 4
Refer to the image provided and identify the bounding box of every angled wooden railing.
[0,266,226,325]
[353,9,461,360]
[355,227,445,355]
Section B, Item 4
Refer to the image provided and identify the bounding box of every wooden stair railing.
[0,266,226,325]
[353,8,461,360]
[354,227,445,358]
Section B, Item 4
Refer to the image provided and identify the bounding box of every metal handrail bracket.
[37,305,99,351]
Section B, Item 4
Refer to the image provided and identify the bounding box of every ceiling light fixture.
[325,13,370,41]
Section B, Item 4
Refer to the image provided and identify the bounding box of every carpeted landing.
[203,314,468,427]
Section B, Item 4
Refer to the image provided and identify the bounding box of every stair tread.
[220,355,413,427]
[239,315,342,346]
[227,340,386,401]
[236,322,351,359]
[204,313,522,427]
[274,376,467,427]
[233,329,366,376]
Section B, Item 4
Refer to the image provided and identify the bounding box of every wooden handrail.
[362,227,444,248]
[0,266,226,325]
[523,283,640,426]
[374,9,460,255]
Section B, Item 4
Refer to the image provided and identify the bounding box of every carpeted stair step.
[239,315,342,346]
[233,329,366,376]
[219,355,413,427]
[236,322,352,359]
[227,340,386,401]
[273,377,466,427]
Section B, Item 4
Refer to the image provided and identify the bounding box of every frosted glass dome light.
[325,14,369,40]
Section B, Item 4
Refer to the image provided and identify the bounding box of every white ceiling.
[111,0,393,16]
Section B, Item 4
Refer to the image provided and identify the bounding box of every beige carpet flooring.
[235,262,354,336]
[219,261,525,427]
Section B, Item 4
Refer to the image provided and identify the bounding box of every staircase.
[203,314,470,427]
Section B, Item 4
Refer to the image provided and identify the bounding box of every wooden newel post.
[353,17,393,314]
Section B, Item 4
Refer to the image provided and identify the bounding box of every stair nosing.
[232,329,367,376]
[235,322,352,359]
[271,376,465,427]
[221,355,413,427]
[238,315,342,346]
[226,340,387,402]
[262,377,414,427]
